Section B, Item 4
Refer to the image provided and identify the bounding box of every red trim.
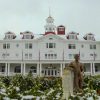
[45,32,55,35]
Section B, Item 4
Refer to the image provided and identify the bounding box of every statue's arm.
[67,62,74,71]
[80,63,84,72]
[80,63,84,76]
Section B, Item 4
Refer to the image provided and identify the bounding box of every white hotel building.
[0,15,100,77]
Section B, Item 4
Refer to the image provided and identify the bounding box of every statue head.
[74,54,80,61]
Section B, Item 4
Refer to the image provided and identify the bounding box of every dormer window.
[83,33,95,41]
[69,35,75,39]
[88,35,94,40]
[4,32,16,40]
[8,35,10,39]
[67,32,78,40]
[25,35,31,39]
[20,31,34,39]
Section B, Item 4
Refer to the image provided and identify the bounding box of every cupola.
[44,15,56,35]
[57,25,65,35]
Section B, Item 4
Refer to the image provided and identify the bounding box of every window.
[29,43,32,49]
[25,53,32,59]
[16,44,19,47]
[68,44,76,49]
[2,53,9,58]
[81,45,84,48]
[1,66,5,72]
[69,54,77,59]
[49,38,53,40]
[54,54,57,59]
[25,53,28,59]
[2,53,6,58]
[7,53,9,56]
[48,54,50,59]
[90,44,96,49]
[51,54,53,59]
[26,35,30,39]
[29,53,32,59]
[25,43,28,49]
[95,66,98,72]
[25,43,32,49]
[88,36,94,40]
[3,44,6,49]
[3,43,10,49]
[46,43,56,48]
[49,43,53,48]
[30,66,37,73]
[8,35,10,39]
[16,54,19,57]
[46,43,48,48]
[59,27,64,31]
[49,28,52,31]
[14,66,21,73]
[45,53,57,59]
[45,54,47,59]
[11,35,13,39]
[69,35,75,39]
[7,43,10,49]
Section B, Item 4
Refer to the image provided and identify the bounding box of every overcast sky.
[0,0,100,40]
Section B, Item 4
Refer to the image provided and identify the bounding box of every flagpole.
[39,50,41,76]
[62,49,64,61]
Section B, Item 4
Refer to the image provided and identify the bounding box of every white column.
[8,63,10,76]
[90,63,92,75]
[5,63,8,76]
[62,63,65,70]
[37,63,39,76]
[39,63,42,77]
[21,63,23,74]
[93,63,95,75]
[60,64,63,77]
[23,63,26,75]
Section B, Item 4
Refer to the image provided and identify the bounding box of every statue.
[62,54,84,99]
[68,54,84,93]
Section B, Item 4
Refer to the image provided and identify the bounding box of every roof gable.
[35,33,66,42]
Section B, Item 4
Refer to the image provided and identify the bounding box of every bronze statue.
[68,54,84,93]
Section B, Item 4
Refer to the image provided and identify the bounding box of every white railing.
[94,72,100,75]
[9,72,21,76]
[0,72,6,76]
[84,72,91,75]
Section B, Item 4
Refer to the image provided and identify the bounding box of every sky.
[0,0,100,40]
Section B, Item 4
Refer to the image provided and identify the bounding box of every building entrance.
[44,69,57,77]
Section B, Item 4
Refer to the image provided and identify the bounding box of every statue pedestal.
[62,69,74,100]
